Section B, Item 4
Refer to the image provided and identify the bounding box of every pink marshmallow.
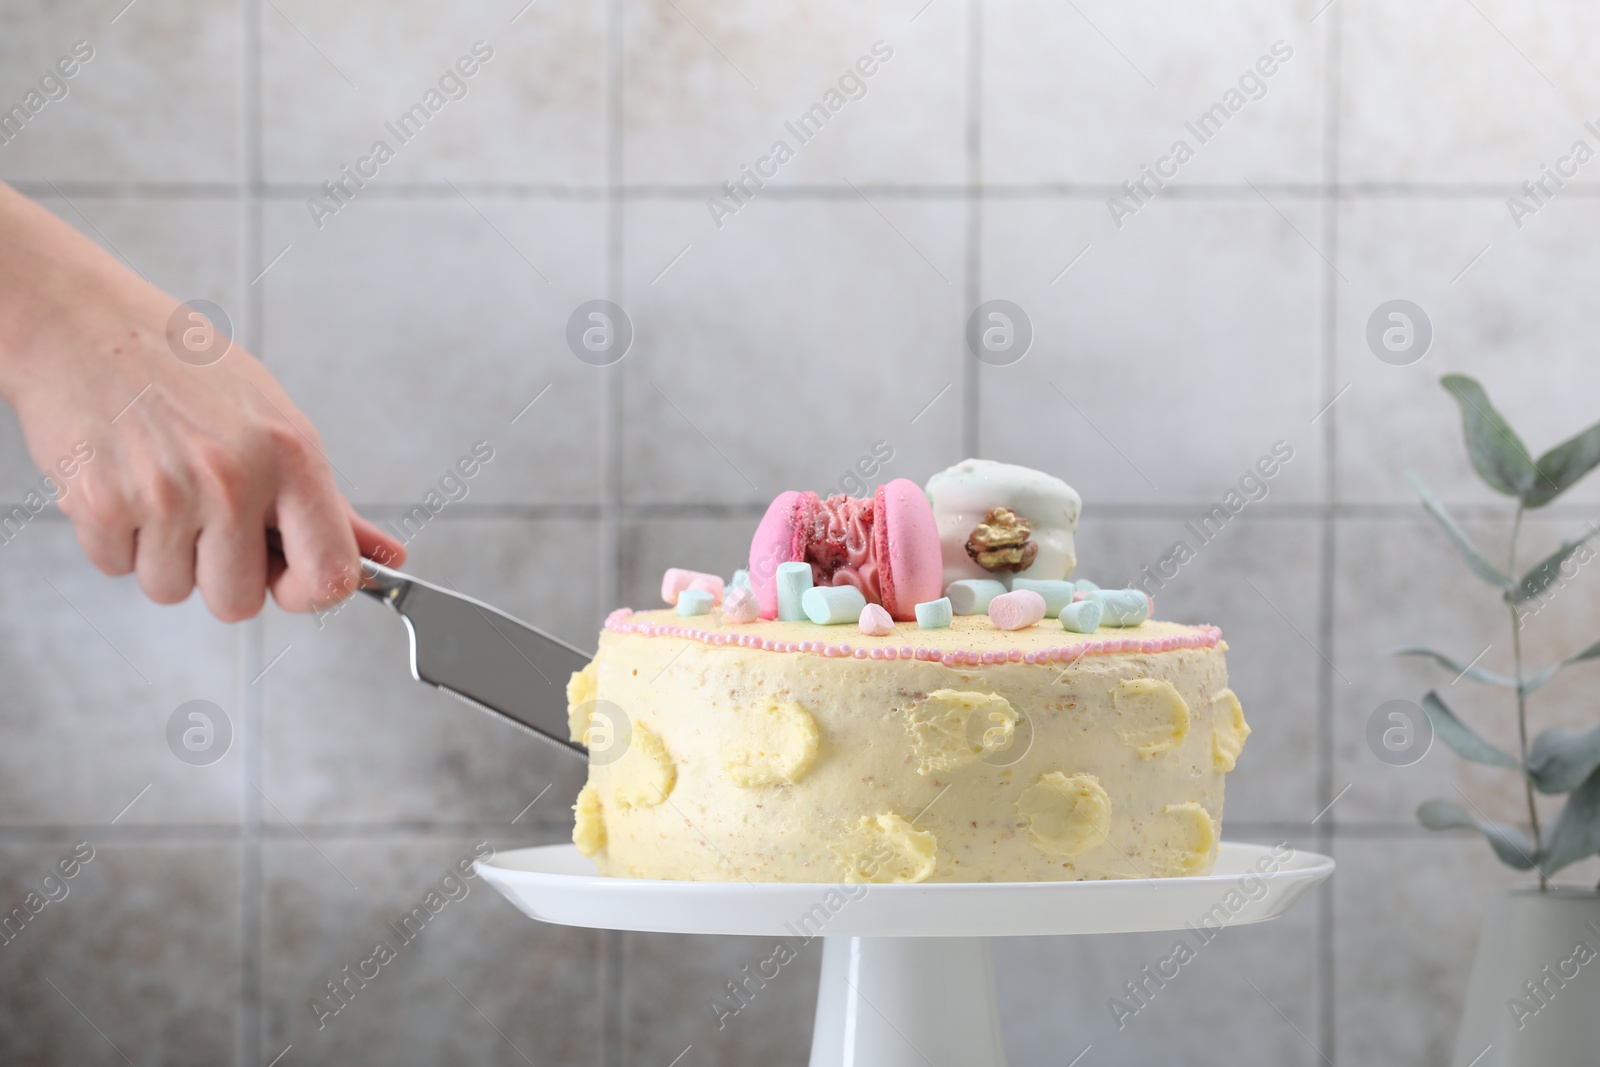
[661,567,725,606]
[689,575,725,601]
[988,589,1048,631]
[722,585,759,624]
[858,603,895,636]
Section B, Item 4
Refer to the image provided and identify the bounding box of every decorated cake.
[566,459,1249,884]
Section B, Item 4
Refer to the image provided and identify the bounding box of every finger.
[195,516,268,623]
[67,514,136,575]
[133,517,201,605]
[59,489,136,579]
[349,508,406,568]
[268,473,360,613]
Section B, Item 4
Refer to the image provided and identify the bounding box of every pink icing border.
[603,608,1222,667]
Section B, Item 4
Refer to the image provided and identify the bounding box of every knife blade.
[359,558,591,760]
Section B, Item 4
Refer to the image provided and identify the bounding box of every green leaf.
[1541,764,1600,874]
[1404,471,1512,589]
[1528,724,1600,795]
[1526,417,1600,507]
[1421,691,1522,771]
[1523,638,1600,695]
[1508,523,1600,604]
[1390,646,1515,688]
[1417,799,1539,869]
[1441,374,1540,498]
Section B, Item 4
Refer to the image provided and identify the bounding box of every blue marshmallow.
[729,568,752,590]
[775,561,814,622]
[1086,588,1150,627]
[802,585,867,625]
[1059,599,1102,633]
[945,579,1009,616]
[1012,578,1076,618]
[677,589,715,616]
[1074,578,1100,593]
[915,597,953,629]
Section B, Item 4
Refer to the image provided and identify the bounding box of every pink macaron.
[749,478,943,622]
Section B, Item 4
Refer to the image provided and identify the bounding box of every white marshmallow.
[924,459,1081,589]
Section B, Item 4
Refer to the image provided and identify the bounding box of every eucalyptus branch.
[1417,375,1600,884]
[1507,503,1546,890]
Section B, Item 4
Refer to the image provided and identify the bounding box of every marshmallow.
[915,597,953,629]
[858,603,895,636]
[989,589,1048,631]
[802,585,868,625]
[1011,578,1076,618]
[1086,589,1150,627]
[722,585,759,624]
[775,562,813,622]
[729,568,752,590]
[945,579,1009,616]
[1059,599,1102,633]
[925,459,1082,588]
[662,567,725,606]
[1074,578,1100,593]
[689,575,723,601]
[677,590,715,616]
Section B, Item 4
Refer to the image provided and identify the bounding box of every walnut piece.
[965,506,1039,572]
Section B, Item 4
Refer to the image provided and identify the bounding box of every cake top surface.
[606,608,1222,667]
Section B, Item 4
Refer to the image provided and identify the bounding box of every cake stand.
[477,843,1333,1067]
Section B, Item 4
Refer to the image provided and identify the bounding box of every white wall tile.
[261,834,603,1066]
[980,198,1326,505]
[261,197,605,506]
[0,525,241,826]
[623,0,966,186]
[620,198,965,505]
[262,0,605,186]
[998,829,1325,1066]
[1341,0,1600,184]
[621,930,817,1066]
[0,841,240,1065]
[985,0,1327,185]
[1335,197,1600,506]
[0,0,240,182]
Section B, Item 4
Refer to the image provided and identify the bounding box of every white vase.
[1452,886,1600,1066]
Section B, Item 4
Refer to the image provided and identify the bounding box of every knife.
[359,557,591,760]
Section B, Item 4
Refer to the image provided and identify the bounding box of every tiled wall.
[3,1,1599,1064]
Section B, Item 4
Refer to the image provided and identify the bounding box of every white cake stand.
[477,842,1333,1067]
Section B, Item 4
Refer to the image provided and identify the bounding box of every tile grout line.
[239,619,265,1067]
[26,179,1600,201]
[1314,6,1345,1061]
[0,819,575,841]
[961,0,983,461]
[22,499,1600,522]
[239,4,264,1064]
[601,0,625,1063]
[0,820,1491,842]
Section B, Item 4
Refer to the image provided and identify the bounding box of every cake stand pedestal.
[477,842,1333,1067]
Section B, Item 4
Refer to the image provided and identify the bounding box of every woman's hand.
[0,182,404,621]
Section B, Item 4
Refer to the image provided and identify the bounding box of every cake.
[567,459,1250,884]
